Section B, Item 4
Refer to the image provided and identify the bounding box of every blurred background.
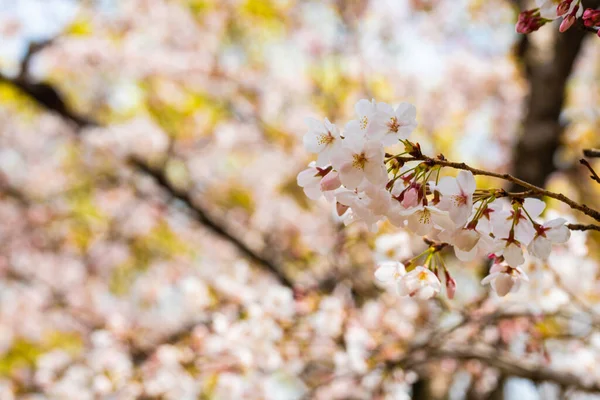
[1,0,600,399]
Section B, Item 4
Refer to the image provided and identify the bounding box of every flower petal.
[297,168,318,187]
[375,262,404,282]
[493,274,515,297]
[456,170,476,194]
[529,236,551,260]
[339,163,364,188]
[546,221,570,243]
[481,272,500,286]
[523,198,546,218]
[503,242,525,267]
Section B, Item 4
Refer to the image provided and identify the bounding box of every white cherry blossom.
[402,205,455,236]
[374,261,407,294]
[481,263,529,297]
[397,266,441,299]
[528,218,571,260]
[437,170,476,226]
[296,162,326,200]
[335,185,391,231]
[375,232,414,261]
[368,102,417,146]
[491,198,546,245]
[303,117,342,167]
[331,133,387,189]
[344,99,377,136]
[443,222,501,262]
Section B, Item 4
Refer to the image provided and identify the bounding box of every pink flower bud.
[336,202,349,216]
[583,8,600,27]
[583,8,595,19]
[320,171,341,191]
[446,275,457,300]
[557,0,573,16]
[516,10,546,34]
[401,187,419,208]
[559,14,575,32]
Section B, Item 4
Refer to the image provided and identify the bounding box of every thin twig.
[397,155,600,223]
[426,347,600,393]
[583,149,600,158]
[580,159,600,184]
[567,223,600,232]
[133,159,294,288]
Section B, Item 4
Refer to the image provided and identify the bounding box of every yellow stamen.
[360,116,368,130]
[452,194,468,206]
[317,132,334,145]
[387,117,400,133]
[418,209,431,224]
[352,153,367,169]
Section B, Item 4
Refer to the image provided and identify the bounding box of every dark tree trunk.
[510,5,598,190]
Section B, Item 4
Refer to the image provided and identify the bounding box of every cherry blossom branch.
[130,320,207,366]
[424,347,600,393]
[383,320,600,393]
[379,303,600,395]
[584,148,600,158]
[580,159,600,184]
[133,159,294,288]
[383,334,600,394]
[566,223,600,232]
[394,154,600,223]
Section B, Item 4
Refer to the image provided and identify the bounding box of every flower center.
[352,153,368,169]
[317,132,335,146]
[452,193,468,206]
[360,116,369,130]
[387,117,400,133]
[418,209,431,224]
[418,271,429,281]
[535,225,550,238]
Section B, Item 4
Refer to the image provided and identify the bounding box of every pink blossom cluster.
[299,100,571,299]
[516,0,600,36]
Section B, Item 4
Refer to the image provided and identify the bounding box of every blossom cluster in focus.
[298,99,571,300]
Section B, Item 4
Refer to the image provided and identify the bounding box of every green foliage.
[66,184,108,252]
[0,332,83,376]
[241,0,286,28]
[144,80,229,139]
[64,18,93,36]
[262,124,295,151]
[221,186,256,214]
[187,0,214,16]
[309,59,358,118]
[110,221,193,295]
[0,83,43,121]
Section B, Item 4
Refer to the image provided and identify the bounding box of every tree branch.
[510,0,600,190]
[584,149,600,158]
[396,154,600,222]
[133,159,294,288]
[567,223,600,232]
[426,347,600,393]
[579,159,600,184]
